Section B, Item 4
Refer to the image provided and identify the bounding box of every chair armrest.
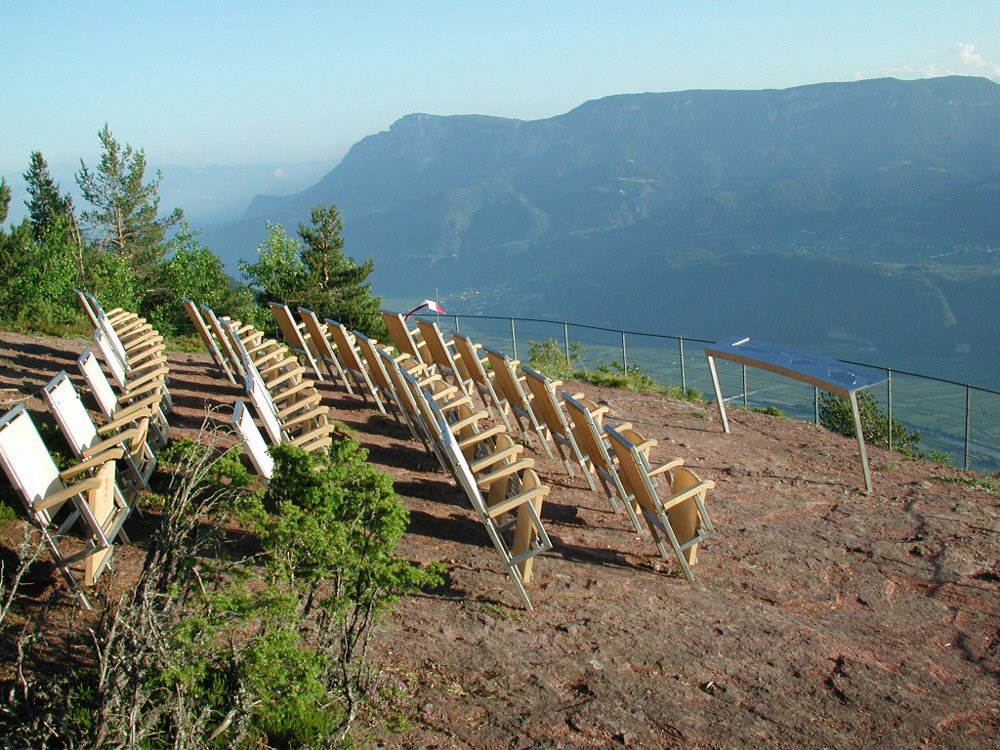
[98,407,152,435]
[457,424,506,451]
[477,457,536,490]
[647,457,684,478]
[661,480,715,510]
[60,449,125,480]
[35,476,104,511]
[470,444,524,474]
[486,483,550,519]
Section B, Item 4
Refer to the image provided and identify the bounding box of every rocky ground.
[1,331,998,749]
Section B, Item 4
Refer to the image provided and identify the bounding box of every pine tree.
[0,178,11,224]
[24,151,76,239]
[297,203,385,336]
[76,124,182,289]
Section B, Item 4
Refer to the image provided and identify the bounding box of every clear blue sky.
[3,0,999,175]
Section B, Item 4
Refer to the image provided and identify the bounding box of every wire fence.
[419,312,1000,475]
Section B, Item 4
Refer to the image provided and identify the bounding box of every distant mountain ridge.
[202,76,1000,387]
[220,76,1000,272]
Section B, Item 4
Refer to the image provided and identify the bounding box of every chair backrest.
[377,346,421,418]
[298,308,337,366]
[416,319,461,381]
[325,319,367,374]
[381,311,425,363]
[42,371,100,458]
[78,348,120,420]
[183,298,235,383]
[521,367,571,438]
[93,328,128,389]
[75,288,101,328]
[352,330,389,385]
[232,400,274,478]
[451,332,487,386]
[562,393,608,466]
[483,346,529,412]
[245,368,284,445]
[200,304,245,378]
[0,405,67,524]
[270,302,324,380]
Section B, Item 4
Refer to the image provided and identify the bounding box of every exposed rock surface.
[1,331,998,748]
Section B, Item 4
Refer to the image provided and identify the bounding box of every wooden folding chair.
[43,371,156,500]
[381,310,431,367]
[521,367,597,489]
[199,304,251,379]
[483,346,552,457]
[0,404,128,607]
[562,393,644,533]
[270,301,325,381]
[244,363,337,453]
[451,332,512,430]
[415,319,470,395]
[232,399,275,478]
[436,411,551,610]
[297,307,352,389]
[78,347,169,450]
[318,321,385,411]
[605,425,715,581]
[93,328,173,414]
[182,298,238,384]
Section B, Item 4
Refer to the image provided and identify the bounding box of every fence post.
[814,387,820,425]
[621,331,627,372]
[742,364,748,406]
[887,369,893,451]
[510,318,517,360]
[678,337,686,391]
[965,385,972,471]
[454,314,460,332]
[564,322,570,366]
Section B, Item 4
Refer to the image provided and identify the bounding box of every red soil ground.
[1,331,998,748]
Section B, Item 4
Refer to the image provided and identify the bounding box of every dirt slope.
[1,331,998,749]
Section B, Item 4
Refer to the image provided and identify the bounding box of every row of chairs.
[381,311,718,584]
[188,302,555,609]
[0,293,172,607]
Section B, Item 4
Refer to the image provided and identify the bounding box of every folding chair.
[334,325,395,415]
[244,365,337,453]
[605,425,715,581]
[483,346,553,456]
[0,404,128,607]
[78,347,169,450]
[199,304,251,379]
[43,371,156,499]
[182,298,237,384]
[297,307,352,390]
[437,411,551,610]
[415,319,470,395]
[270,301,325,381]
[381,310,431,367]
[75,289,140,332]
[562,393,644,533]
[93,328,173,414]
[232,399,275,478]
[86,293,165,369]
[521,367,597,489]
[451,332,512,430]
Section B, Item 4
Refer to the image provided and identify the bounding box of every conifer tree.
[76,124,183,289]
[297,203,385,336]
[0,178,10,224]
[24,151,76,240]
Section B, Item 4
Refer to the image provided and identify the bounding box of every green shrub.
[819,390,946,461]
[526,337,702,401]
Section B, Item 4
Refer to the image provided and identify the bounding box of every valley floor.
[1,332,998,748]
